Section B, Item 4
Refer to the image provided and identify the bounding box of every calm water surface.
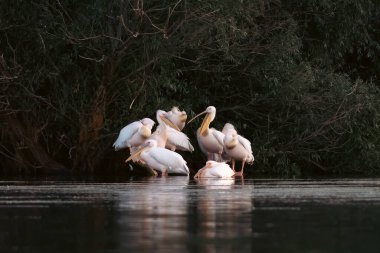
[0,178,380,253]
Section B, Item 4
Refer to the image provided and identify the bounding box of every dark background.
[0,0,379,177]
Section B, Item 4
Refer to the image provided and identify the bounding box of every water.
[0,178,380,253]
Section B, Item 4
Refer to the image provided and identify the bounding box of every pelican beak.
[160,115,180,131]
[180,113,187,122]
[188,111,207,124]
[194,162,212,179]
[125,144,149,163]
[199,113,212,136]
[225,139,237,149]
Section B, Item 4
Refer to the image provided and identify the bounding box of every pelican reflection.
[117,176,253,253]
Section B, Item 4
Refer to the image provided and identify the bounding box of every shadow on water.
[0,178,380,253]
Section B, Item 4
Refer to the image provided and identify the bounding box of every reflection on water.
[115,177,253,253]
[0,178,380,253]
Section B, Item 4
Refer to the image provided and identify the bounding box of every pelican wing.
[167,127,194,152]
[113,121,141,150]
[238,135,252,154]
[150,148,189,174]
[205,164,234,178]
[149,148,182,167]
[211,129,225,147]
[206,167,224,178]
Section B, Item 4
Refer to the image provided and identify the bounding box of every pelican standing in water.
[223,123,254,176]
[166,106,188,131]
[188,106,225,161]
[151,110,194,152]
[194,161,234,178]
[113,118,155,151]
[126,139,189,176]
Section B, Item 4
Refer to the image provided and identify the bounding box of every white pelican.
[194,161,234,178]
[223,124,254,176]
[126,139,189,176]
[113,118,155,151]
[188,106,224,161]
[166,106,187,131]
[152,110,194,152]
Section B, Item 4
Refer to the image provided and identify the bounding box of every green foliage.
[0,0,379,176]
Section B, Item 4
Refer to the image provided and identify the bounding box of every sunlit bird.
[194,160,234,178]
[151,110,194,152]
[113,118,155,151]
[166,106,187,131]
[188,106,225,161]
[223,123,254,176]
[126,139,189,176]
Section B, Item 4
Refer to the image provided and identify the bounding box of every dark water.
[1,178,380,253]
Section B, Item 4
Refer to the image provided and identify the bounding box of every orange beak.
[125,143,149,163]
[160,115,180,131]
[188,110,207,124]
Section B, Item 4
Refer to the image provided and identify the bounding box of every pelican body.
[194,161,234,178]
[126,140,189,176]
[223,124,254,176]
[149,123,168,148]
[113,118,155,151]
[189,106,224,161]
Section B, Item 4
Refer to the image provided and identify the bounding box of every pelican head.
[140,118,155,130]
[224,129,238,149]
[188,106,217,135]
[222,123,235,134]
[125,139,158,163]
[226,128,238,137]
[194,160,217,179]
[156,110,180,131]
[171,106,187,122]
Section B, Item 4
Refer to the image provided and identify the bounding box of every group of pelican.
[113,106,254,178]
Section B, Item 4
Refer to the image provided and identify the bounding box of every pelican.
[152,110,194,152]
[126,139,189,176]
[166,106,187,131]
[113,118,155,151]
[194,161,234,178]
[188,106,224,161]
[223,124,254,176]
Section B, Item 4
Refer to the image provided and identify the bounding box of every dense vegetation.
[1,0,379,177]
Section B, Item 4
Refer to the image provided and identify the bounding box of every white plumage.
[113,118,155,151]
[148,124,167,148]
[154,110,194,152]
[166,127,194,152]
[222,122,235,135]
[194,161,234,178]
[196,128,225,157]
[127,139,189,175]
[189,106,225,161]
[223,123,254,176]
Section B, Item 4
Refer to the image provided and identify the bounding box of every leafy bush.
[0,0,379,176]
